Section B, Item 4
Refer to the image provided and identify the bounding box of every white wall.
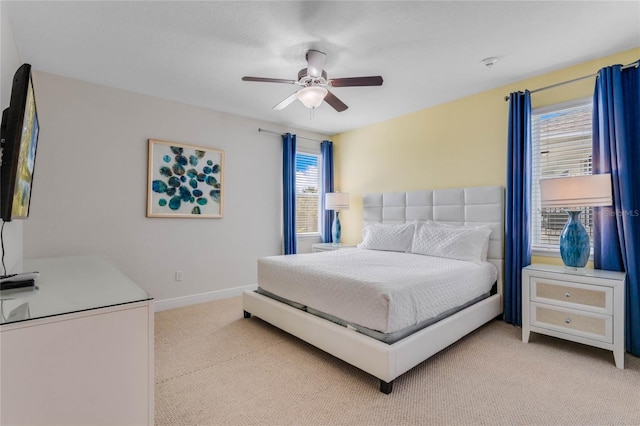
[24,71,328,304]
[0,2,24,274]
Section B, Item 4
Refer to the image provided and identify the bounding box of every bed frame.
[243,185,504,394]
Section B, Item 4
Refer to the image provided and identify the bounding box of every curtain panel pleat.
[321,140,335,244]
[505,91,532,326]
[282,133,297,255]
[592,62,640,355]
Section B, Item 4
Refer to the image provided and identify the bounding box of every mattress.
[257,248,498,335]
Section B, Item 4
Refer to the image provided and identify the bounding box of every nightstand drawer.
[531,303,612,343]
[530,278,612,314]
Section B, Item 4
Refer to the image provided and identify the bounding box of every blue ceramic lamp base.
[559,210,590,268]
[331,212,342,244]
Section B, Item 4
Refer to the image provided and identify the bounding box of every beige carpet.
[155,297,640,425]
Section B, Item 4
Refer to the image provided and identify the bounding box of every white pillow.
[357,222,415,252]
[424,220,493,261]
[410,221,491,263]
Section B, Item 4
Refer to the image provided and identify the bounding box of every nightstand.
[522,264,626,369]
[312,243,355,252]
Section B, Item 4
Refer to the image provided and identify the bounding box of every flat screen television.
[0,63,39,222]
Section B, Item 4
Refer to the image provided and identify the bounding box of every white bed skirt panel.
[243,290,502,383]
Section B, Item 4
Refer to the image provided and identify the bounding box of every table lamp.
[325,192,349,244]
[540,174,612,268]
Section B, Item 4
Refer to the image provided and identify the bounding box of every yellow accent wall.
[332,48,639,268]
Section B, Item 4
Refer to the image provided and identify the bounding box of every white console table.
[0,255,154,426]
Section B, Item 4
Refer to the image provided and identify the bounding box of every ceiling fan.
[242,49,383,112]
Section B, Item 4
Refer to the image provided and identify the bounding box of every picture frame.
[147,139,224,218]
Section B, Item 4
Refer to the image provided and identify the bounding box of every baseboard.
[154,284,257,312]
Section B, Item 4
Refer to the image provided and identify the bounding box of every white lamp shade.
[297,86,328,109]
[540,174,612,208]
[325,192,350,210]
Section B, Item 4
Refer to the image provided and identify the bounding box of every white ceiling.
[4,1,640,135]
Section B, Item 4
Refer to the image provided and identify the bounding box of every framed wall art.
[147,139,224,218]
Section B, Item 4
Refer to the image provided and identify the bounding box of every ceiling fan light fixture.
[297,86,328,109]
[243,49,381,112]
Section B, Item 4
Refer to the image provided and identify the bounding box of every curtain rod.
[503,60,639,101]
[257,127,327,143]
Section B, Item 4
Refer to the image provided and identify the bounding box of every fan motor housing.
[298,68,327,83]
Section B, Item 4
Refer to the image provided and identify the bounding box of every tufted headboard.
[362,185,505,294]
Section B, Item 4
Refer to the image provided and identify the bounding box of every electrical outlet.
[175,271,183,282]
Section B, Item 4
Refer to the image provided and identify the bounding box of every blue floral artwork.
[147,139,223,218]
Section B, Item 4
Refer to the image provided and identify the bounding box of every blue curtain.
[505,91,532,326]
[320,140,334,243]
[282,133,297,255]
[592,62,640,355]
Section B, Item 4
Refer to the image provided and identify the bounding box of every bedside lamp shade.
[539,174,612,268]
[325,192,350,211]
[325,192,349,244]
[540,174,612,208]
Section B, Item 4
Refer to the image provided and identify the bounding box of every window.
[531,99,593,252]
[295,152,322,234]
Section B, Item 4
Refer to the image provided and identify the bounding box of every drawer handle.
[565,318,572,324]
[565,292,572,298]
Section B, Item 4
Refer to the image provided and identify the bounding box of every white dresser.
[0,255,154,425]
[522,264,625,369]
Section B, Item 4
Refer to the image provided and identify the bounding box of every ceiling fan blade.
[323,90,348,112]
[306,49,326,78]
[330,76,383,87]
[242,76,297,84]
[273,92,299,110]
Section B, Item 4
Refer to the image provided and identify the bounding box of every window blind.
[295,153,321,234]
[531,100,593,248]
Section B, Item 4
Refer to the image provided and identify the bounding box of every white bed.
[242,185,504,393]
[257,249,498,338]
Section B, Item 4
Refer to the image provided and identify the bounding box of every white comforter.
[257,248,498,334]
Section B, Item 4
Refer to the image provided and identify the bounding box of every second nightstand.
[522,264,626,369]
[312,243,355,253]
